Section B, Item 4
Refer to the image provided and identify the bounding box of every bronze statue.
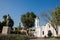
[6,15,10,26]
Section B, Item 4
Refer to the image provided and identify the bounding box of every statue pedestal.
[2,26,11,35]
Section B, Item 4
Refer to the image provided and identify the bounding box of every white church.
[34,17,60,37]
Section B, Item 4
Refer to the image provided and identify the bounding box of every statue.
[6,14,10,26]
[2,14,11,34]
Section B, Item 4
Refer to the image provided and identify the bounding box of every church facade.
[34,17,60,37]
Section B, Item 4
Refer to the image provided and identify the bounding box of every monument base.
[2,26,11,35]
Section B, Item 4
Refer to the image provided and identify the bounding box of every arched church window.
[49,24,50,28]
[42,31,44,35]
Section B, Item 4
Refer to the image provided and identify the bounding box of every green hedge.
[55,36,60,38]
[0,34,30,40]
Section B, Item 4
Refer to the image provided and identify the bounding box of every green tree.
[21,12,36,28]
[52,7,60,25]
[17,23,22,30]
[0,22,3,33]
[2,14,14,28]
[51,7,60,34]
[40,7,60,34]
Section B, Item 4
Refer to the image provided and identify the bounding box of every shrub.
[55,36,60,38]
[0,34,30,40]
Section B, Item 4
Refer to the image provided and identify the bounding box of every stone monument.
[2,15,11,35]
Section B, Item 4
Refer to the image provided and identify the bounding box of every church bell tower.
[35,17,40,28]
[35,16,42,37]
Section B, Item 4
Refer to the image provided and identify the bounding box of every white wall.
[41,23,57,37]
[58,26,60,35]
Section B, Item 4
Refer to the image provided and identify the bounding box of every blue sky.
[0,0,60,27]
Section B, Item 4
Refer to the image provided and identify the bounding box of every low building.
[34,17,60,37]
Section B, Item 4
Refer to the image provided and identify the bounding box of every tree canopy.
[0,22,3,30]
[52,7,60,25]
[21,12,36,28]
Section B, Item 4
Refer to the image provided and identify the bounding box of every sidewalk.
[30,38,60,40]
